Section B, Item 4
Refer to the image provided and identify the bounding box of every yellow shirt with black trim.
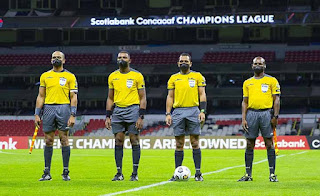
[108,69,145,107]
[243,74,281,110]
[40,69,78,104]
[167,71,206,108]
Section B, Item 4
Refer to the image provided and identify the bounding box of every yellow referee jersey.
[168,71,206,108]
[40,69,78,104]
[243,74,280,110]
[108,68,145,107]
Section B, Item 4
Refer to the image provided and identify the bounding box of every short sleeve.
[167,76,175,90]
[108,74,114,89]
[272,78,281,95]
[243,80,248,97]
[40,73,46,88]
[137,73,145,89]
[69,74,78,93]
[198,73,206,87]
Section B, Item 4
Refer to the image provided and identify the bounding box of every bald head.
[252,56,266,68]
[51,51,65,67]
[52,51,65,60]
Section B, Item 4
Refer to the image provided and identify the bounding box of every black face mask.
[253,66,264,74]
[52,59,62,67]
[179,63,190,72]
[117,60,129,69]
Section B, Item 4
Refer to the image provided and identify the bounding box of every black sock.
[44,146,53,172]
[193,148,201,174]
[62,146,70,170]
[267,149,276,175]
[115,145,123,174]
[132,145,141,175]
[175,150,184,168]
[245,149,254,176]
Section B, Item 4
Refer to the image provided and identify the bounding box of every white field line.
[101,151,308,196]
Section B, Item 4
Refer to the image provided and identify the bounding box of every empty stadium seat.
[285,50,320,63]
[130,52,189,65]
[202,51,275,64]
[0,119,45,136]
[0,53,112,66]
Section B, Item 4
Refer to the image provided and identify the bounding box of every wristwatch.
[71,112,76,117]
[165,112,171,116]
[273,115,279,119]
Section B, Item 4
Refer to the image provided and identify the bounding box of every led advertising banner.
[0,136,318,150]
[90,15,275,26]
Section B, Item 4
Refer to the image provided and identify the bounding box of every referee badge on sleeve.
[126,79,133,88]
[261,84,269,93]
[59,77,67,86]
[189,79,195,87]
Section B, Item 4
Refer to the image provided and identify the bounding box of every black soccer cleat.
[39,170,52,181]
[237,174,253,182]
[269,174,278,182]
[195,173,204,181]
[168,175,177,181]
[129,174,138,181]
[62,169,70,181]
[112,173,124,181]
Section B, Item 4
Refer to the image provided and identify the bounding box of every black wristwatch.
[273,115,279,119]
[165,112,171,116]
[71,112,76,117]
[139,115,144,119]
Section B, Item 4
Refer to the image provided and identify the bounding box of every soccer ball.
[174,166,191,181]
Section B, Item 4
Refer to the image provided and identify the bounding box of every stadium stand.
[202,51,275,64]
[60,117,305,137]
[0,120,44,136]
[0,53,112,66]
[130,52,189,65]
[285,50,320,62]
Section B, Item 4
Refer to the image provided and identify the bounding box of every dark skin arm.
[67,92,77,127]
[136,88,147,130]
[34,87,46,128]
[105,89,114,130]
[198,86,206,123]
[242,97,249,132]
[271,95,280,128]
[165,89,174,126]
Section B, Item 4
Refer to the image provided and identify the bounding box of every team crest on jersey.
[261,84,269,93]
[126,79,134,88]
[189,79,196,87]
[59,77,67,86]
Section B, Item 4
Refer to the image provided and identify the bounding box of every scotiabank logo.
[255,136,310,149]
[0,137,28,149]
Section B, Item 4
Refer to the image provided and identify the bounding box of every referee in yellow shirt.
[238,57,280,182]
[105,51,147,181]
[34,51,78,181]
[166,53,207,181]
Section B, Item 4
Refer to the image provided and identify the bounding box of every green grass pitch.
[0,149,319,196]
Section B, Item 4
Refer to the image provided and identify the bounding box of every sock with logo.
[267,149,276,175]
[245,149,254,176]
[175,150,184,168]
[132,145,141,175]
[44,146,53,172]
[62,146,70,170]
[193,148,201,175]
[115,145,123,174]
